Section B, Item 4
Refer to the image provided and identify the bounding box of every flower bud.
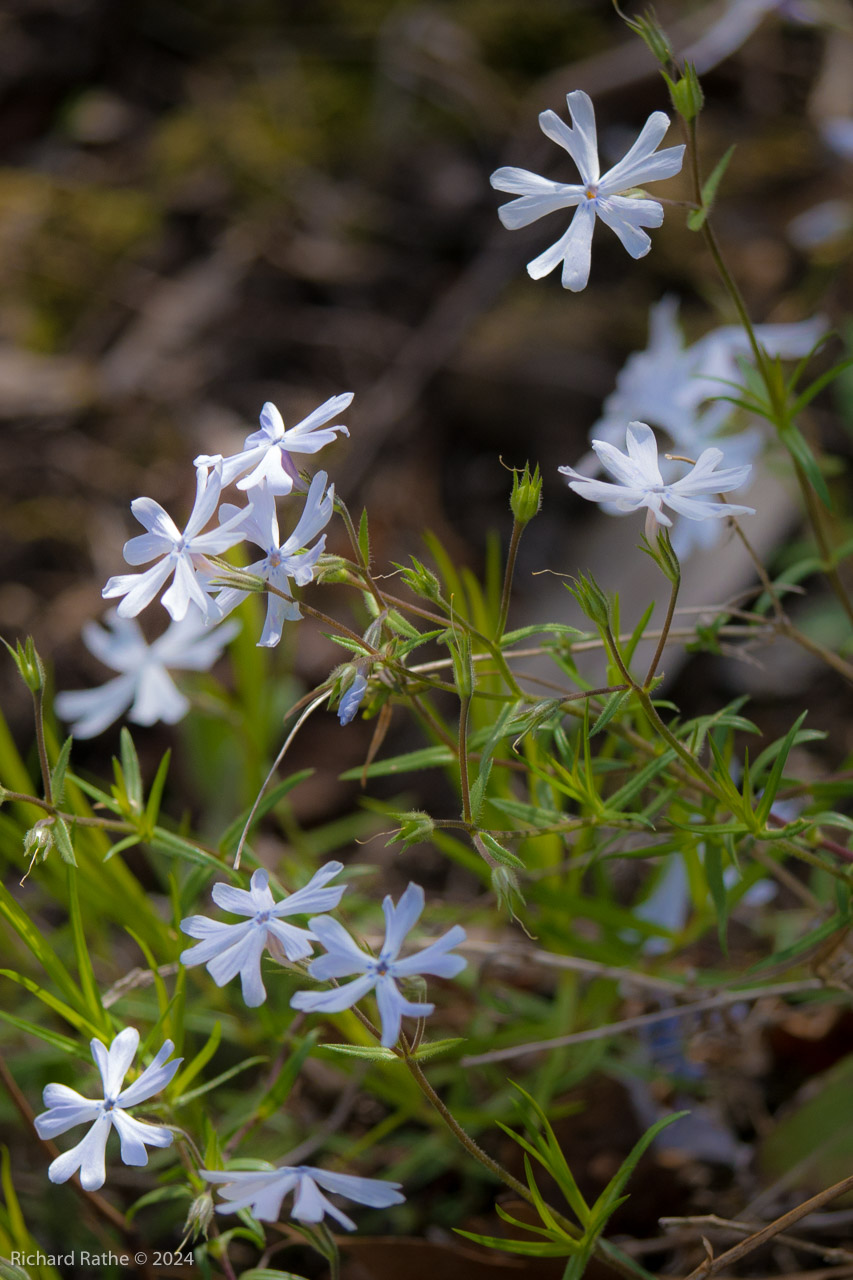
[510,463,542,525]
[388,810,435,848]
[615,4,674,66]
[398,557,443,604]
[664,63,704,123]
[2,635,46,693]
[182,1190,215,1242]
[490,865,526,917]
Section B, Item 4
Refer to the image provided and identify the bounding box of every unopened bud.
[397,557,443,604]
[182,1191,215,1243]
[614,3,673,65]
[388,810,435,848]
[510,463,542,525]
[2,636,46,693]
[664,63,704,122]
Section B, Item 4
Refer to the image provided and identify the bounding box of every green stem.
[643,551,681,688]
[458,693,473,825]
[335,496,386,613]
[34,688,52,806]
[496,518,523,639]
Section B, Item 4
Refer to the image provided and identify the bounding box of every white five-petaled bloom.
[180,862,347,1007]
[33,1027,181,1191]
[202,1162,405,1229]
[102,458,248,623]
[291,882,467,1048]
[490,90,684,291]
[199,394,353,496]
[559,420,755,537]
[54,606,240,738]
[215,472,334,647]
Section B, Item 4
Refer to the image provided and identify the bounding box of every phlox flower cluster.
[57,394,352,735]
[39,877,465,1231]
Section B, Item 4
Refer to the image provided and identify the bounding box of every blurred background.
[3,4,853,1273]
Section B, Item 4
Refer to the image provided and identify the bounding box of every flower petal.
[308,1167,405,1209]
[391,925,467,978]
[599,112,683,193]
[118,1040,181,1107]
[382,883,425,960]
[538,91,599,185]
[111,1107,173,1165]
[290,972,376,1014]
[275,870,346,920]
[490,167,583,229]
[47,1112,112,1190]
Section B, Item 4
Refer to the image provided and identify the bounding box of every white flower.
[180,862,347,1007]
[683,0,819,75]
[102,459,248,623]
[54,607,240,738]
[490,90,684,291]
[291,883,466,1048]
[199,394,353,496]
[33,1027,181,1191]
[202,1162,404,1229]
[214,472,334,647]
[592,297,826,457]
[559,420,755,535]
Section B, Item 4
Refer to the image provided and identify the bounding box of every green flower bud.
[663,63,704,123]
[614,3,673,66]
[397,557,443,604]
[490,864,526,917]
[388,810,435,848]
[182,1191,215,1243]
[568,573,611,630]
[510,462,543,525]
[2,635,46,693]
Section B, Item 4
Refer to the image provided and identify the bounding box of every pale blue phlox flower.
[202,1162,404,1229]
[180,862,347,1007]
[33,1027,181,1192]
[214,472,334,647]
[291,883,467,1048]
[490,90,684,291]
[102,458,248,623]
[54,606,240,738]
[338,668,368,726]
[198,394,353,496]
[592,296,826,458]
[560,420,755,538]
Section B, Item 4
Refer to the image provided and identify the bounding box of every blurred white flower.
[202,1162,404,1229]
[199,394,353,497]
[560,420,755,536]
[102,458,247,622]
[490,90,684,291]
[54,606,239,738]
[180,862,347,1007]
[215,473,334,647]
[34,1027,181,1191]
[593,296,826,457]
[682,0,820,74]
[291,882,467,1047]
